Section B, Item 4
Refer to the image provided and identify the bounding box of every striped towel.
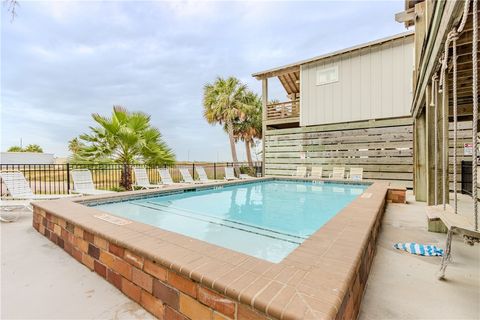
[393,242,443,256]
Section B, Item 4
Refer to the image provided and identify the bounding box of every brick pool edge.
[31,178,388,320]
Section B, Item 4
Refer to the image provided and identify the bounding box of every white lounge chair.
[329,167,345,179]
[347,168,363,181]
[293,166,307,177]
[0,171,76,219]
[158,168,176,185]
[224,167,238,180]
[239,174,253,180]
[0,170,75,201]
[132,167,163,190]
[179,168,202,184]
[195,166,211,183]
[0,200,30,222]
[311,167,323,179]
[70,169,114,195]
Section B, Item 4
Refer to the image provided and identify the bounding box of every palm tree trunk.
[227,121,238,163]
[226,121,239,175]
[120,164,132,190]
[245,139,253,168]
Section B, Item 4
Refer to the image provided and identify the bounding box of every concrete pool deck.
[1,191,479,319]
[1,209,154,320]
[359,191,480,320]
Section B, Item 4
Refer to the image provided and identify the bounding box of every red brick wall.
[32,208,269,320]
[335,199,386,320]
[386,188,407,204]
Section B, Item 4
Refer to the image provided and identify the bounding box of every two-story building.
[253,32,415,187]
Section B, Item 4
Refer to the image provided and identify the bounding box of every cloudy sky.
[1,0,406,161]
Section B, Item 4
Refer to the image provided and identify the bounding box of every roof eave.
[252,30,415,79]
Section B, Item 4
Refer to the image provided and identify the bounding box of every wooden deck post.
[413,1,426,88]
[441,77,450,204]
[414,109,427,201]
[412,0,427,202]
[425,84,436,205]
[262,78,268,176]
[435,84,444,204]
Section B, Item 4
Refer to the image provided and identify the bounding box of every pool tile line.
[74,177,370,207]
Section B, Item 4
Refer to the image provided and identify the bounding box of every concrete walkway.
[1,209,154,320]
[359,192,480,320]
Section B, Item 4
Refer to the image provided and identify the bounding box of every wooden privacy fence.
[264,117,414,187]
[265,117,476,189]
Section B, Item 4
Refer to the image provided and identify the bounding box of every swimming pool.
[94,180,367,262]
[33,178,389,319]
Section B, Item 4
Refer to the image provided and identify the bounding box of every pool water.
[94,180,367,263]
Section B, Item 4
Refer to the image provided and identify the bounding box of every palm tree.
[7,144,43,152]
[75,106,175,189]
[230,92,262,168]
[203,77,249,164]
[68,138,82,154]
[23,144,43,153]
[7,146,23,152]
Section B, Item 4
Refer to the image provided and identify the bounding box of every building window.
[316,65,338,85]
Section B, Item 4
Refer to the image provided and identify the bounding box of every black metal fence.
[0,162,262,195]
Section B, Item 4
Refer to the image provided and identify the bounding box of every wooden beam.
[264,116,413,136]
[414,1,427,100]
[414,110,427,201]
[426,84,436,205]
[286,73,299,93]
[448,103,477,116]
[435,83,444,204]
[265,117,300,126]
[441,77,450,205]
[254,66,300,80]
[278,75,294,95]
[395,7,416,25]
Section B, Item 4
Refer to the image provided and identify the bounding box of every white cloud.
[162,0,220,19]
[1,0,405,160]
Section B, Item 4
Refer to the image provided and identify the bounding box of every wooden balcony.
[266,100,299,126]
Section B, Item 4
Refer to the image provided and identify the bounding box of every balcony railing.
[266,99,299,121]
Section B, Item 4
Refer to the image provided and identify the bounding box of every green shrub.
[109,186,126,192]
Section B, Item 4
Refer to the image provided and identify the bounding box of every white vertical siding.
[300,35,413,126]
